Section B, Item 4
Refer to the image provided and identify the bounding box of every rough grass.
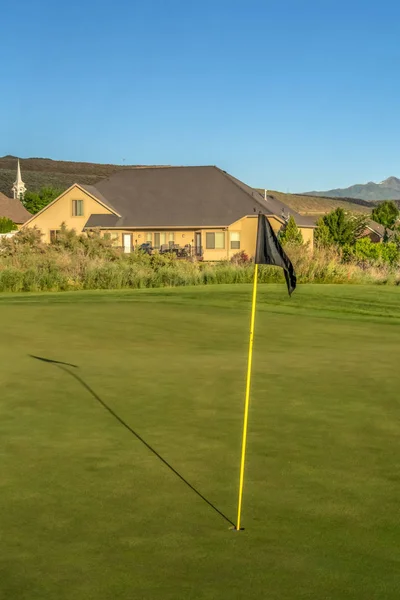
[1,229,400,292]
[1,284,400,600]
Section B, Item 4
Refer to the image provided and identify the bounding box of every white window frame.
[230,231,241,250]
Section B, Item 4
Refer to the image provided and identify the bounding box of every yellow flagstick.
[236,262,259,530]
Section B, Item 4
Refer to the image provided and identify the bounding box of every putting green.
[1,284,399,599]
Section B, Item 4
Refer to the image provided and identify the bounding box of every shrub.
[1,224,400,293]
[350,237,399,265]
[0,267,24,291]
[0,217,17,233]
[0,227,45,256]
[53,224,119,260]
[230,250,251,265]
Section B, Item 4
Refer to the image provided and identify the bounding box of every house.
[22,166,316,259]
[0,192,31,227]
[364,220,392,243]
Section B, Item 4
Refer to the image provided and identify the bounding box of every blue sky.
[1,0,399,191]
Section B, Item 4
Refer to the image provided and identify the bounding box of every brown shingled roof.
[366,220,391,237]
[0,192,32,224]
[83,166,316,229]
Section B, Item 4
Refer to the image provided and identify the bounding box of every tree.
[315,208,368,247]
[279,215,303,245]
[23,187,63,214]
[0,217,17,233]
[314,218,333,247]
[371,201,399,240]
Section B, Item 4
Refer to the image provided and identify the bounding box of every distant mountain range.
[306,177,400,201]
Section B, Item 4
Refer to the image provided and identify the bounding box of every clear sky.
[1,0,399,191]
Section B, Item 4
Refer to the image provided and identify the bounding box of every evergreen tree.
[279,215,303,245]
[315,208,368,247]
[314,218,333,247]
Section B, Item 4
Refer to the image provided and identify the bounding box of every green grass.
[1,284,400,599]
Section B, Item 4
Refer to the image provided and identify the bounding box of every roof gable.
[22,183,120,228]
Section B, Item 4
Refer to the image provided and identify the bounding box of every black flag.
[255,214,297,295]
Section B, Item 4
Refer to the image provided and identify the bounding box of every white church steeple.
[12,159,26,200]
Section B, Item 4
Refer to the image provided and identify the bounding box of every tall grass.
[0,228,399,293]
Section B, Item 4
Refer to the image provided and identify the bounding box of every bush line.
[0,227,399,293]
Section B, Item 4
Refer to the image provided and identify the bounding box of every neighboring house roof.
[82,166,316,229]
[0,192,32,224]
[366,220,392,238]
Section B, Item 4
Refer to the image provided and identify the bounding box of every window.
[206,232,225,249]
[230,232,241,250]
[49,230,60,243]
[72,199,84,217]
[145,232,152,242]
[154,232,167,248]
[168,232,174,242]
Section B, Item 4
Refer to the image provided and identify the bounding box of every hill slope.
[306,177,400,201]
[0,155,155,197]
[1,156,376,218]
[256,189,372,217]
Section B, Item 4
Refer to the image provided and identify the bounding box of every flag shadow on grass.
[29,354,235,528]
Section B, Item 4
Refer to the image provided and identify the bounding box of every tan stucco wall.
[225,215,314,259]
[199,229,229,261]
[228,215,283,259]
[103,228,228,260]
[107,217,314,260]
[192,216,291,261]
[23,186,113,242]
[105,230,197,248]
[301,227,314,248]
